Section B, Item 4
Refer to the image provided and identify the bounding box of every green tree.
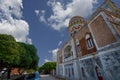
[0,34,21,79]
[0,34,20,69]
[39,62,56,74]
[17,42,39,74]
[0,34,39,79]
[25,44,39,69]
[17,42,32,68]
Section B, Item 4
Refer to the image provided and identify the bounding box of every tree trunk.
[7,68,11,79]
[18,68,24,75]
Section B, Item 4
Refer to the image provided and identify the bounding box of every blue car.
[27,71,40,80]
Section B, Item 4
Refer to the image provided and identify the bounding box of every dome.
[68,16,86,27]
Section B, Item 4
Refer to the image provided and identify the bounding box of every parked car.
[14,75,26,80]
[27,71,40,80]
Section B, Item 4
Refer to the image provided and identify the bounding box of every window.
[65,68,67,75]
[81,67,85,77]
[87,38,93,48]
[85,34,93,49]
[71,33,73,37]
[68,68,70,77]
[72,67,74,76]
[77,45,81,53]
[76,39,81,53]
[74,31,77,34]
[71,51,73,56]
[64,46,72,58]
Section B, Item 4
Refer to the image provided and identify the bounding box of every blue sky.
[0,0,119,66]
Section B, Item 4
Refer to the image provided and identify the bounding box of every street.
[40,75,62,80]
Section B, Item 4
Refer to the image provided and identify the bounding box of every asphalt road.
[40,75,61,80]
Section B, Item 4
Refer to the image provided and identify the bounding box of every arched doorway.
[95,66,103,80]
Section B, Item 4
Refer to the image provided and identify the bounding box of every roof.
[68,16,86,27]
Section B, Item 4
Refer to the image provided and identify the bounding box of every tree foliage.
[0,34,20,68]
[17,42,31,68]
[17,42,39,69]
[39,62,56,74]
[0,34,39,79]
[25,44,39,69]
[0,34,39,70]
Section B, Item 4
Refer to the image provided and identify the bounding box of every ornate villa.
[56,0,120,80]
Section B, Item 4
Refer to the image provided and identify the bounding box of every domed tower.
[68,16,86,36]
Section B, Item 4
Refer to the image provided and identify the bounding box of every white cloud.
[49,48,59,61]
[0,0,31,43]
[44,59,51,62]
[35,0,97,31]
[0,19,29,42]
[0,0,23,20]
[39,10,47,23]
[35,10,39,15]
[35,10,47,23]
[48,50,52,53]
[26,38,32,44]
[58,41,62,46]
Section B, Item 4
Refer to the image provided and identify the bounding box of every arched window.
[72,67,74,76]
[81,67,85,77]
[64,45,72,58]
[85,34,93,49]
[95,66,103,80]
[65,68,67,75]
[76,39,81,53]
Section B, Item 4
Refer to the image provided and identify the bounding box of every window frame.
[85,34,94,49]
[76,39,82,53]
[77,44,81,53]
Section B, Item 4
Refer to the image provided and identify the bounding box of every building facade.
[56,0,120,80]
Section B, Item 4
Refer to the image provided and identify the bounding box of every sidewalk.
[40,75,65,80]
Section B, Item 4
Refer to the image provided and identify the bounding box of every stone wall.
[78,49,120,80]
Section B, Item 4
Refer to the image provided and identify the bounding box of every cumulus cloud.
[35,10,47,23]
[34,10,39,15]
[49,48,59,61]
[0,0,31,43]
[26,38,32,44]
[58,41,62,46]
[35,0,97,30]
[39,10,47,23]
[44,59,51,62]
